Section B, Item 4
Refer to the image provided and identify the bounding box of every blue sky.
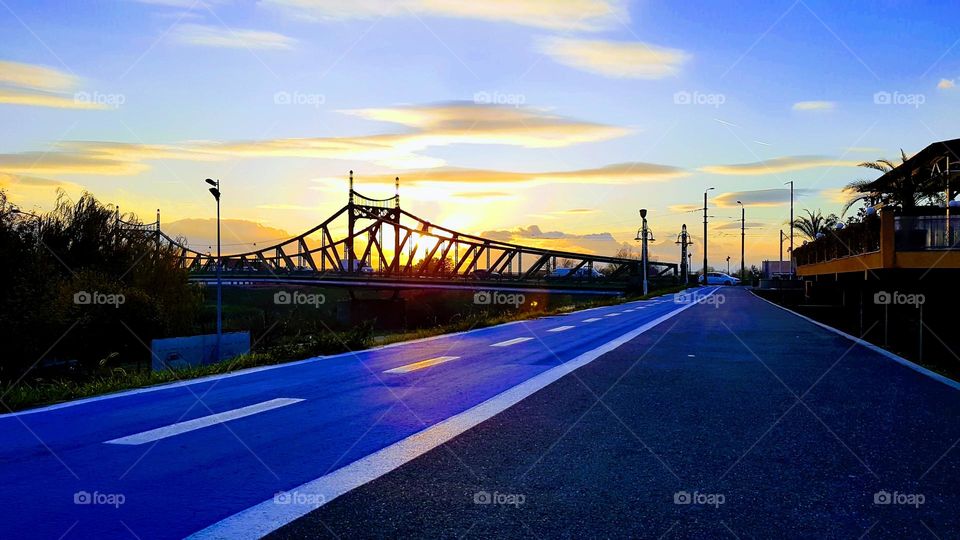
[2,0,960,265]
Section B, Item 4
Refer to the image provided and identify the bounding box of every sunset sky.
[3,0,960,267]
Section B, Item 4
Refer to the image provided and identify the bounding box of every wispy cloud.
[713,188,812,207]
[479,224,627,255]
[792,100,836,111]
[0,102,634,175]
[264,0,627,31]
[170,23,297,50]
[0,60,108,110]
[701,155,858,175]
[536,37,689,79]
[327,162,688,188]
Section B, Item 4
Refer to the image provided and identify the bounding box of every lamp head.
[205,178,218,187]
[208,187,221,200]
[639,208,647,219]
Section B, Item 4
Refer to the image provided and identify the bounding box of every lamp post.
[726,256,730,275]
[205,178,222,362]
[636,209,655,295]
[703,187,715,283]
[736,200,745,281]
[785,181,794,277]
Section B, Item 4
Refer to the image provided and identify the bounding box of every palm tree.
[843,150,942,215]
[792,209,839,241]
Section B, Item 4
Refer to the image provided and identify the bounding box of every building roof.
[863,138,960,193]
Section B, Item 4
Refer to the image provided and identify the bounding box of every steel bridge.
[122,172,678,294]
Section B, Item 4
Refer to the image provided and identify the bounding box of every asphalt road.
[0,288,715,538]
[270,288,960,540]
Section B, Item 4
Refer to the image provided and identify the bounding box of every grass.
[1,284,693,413]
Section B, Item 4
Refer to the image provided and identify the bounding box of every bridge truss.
[121,172,678,287]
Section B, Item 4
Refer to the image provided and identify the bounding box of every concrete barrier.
[150,332,250,371]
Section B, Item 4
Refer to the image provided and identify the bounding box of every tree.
[792,209,839,241]
[843,150,942,216]
[0,190,201,380]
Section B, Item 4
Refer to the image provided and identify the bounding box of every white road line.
[187,288,716,540]
[604,313,621,317]
[547,326,575,333]
[582,317,602,323]
[491,337,533,347]
[384,356,460,374]
[104,398,304,445]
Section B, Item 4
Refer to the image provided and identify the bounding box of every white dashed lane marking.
[384,356,461,374]
[491,337,534,347]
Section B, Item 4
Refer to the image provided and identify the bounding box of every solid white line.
[491,337,533,347]
[104,398,304,445]
[582,318,602,323]
[187,289,715,540]
[384,356,460,374]
[547,326,575,333]
[750,291,960,391]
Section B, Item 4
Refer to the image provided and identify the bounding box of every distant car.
[698,272,740,285]
[339,259,374,274]
[548,267,603,279]
[469,269,501,280]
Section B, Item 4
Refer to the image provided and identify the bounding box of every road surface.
[0,288,718,538]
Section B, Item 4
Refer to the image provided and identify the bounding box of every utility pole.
[676,224,692,285]
[785,181,794,278]
[703,187,715,282]
[737,200,745,280]
[726,256,730,275]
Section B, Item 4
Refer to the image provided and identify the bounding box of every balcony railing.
[895,214,960,250]
[792,217,881,266]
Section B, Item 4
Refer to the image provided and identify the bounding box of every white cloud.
[938,78,956,90]
[263,0,627,31]
[536,37,689,79]
[170,23,297,50]
[0,60,110,110]
[792,101,836,111]
[701,155,858,175]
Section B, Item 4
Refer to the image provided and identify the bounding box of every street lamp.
[703,187,715,283]
[205,178,222,362]
[726,255,731,275]
[736,200,745,281]
[636,209,655,295]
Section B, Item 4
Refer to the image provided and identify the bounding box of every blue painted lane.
[0,289,714,538]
